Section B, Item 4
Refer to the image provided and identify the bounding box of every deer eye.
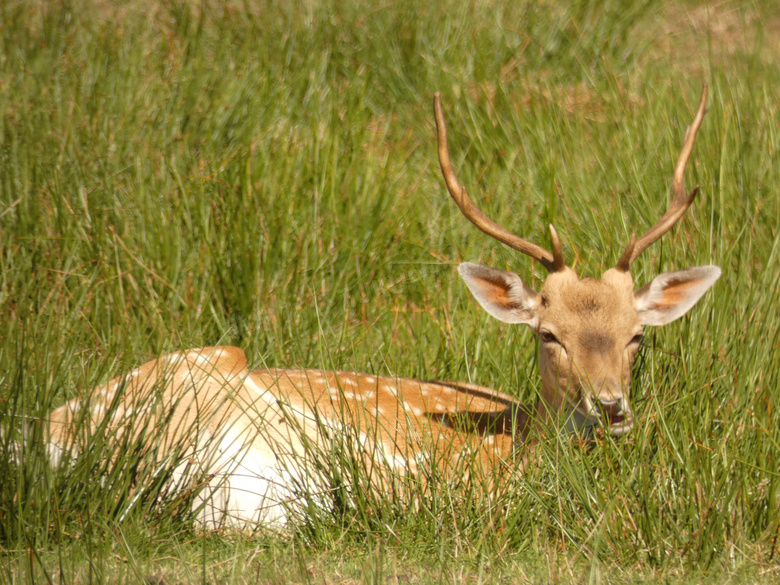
[539,331,560,345]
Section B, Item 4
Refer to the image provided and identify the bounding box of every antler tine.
[434,93,558,272]
[619,84,708,269]
[549,224,566,271]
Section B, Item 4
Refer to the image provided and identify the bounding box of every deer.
[41,86,720,530]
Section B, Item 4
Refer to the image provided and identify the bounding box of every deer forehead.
[538,268,638,344]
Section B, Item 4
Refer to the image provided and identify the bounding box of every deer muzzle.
[594,396,633,435]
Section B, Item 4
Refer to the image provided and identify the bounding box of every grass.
[1,0,780,582]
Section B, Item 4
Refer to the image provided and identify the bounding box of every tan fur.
[46,346,529,527]
[534,268,641,426]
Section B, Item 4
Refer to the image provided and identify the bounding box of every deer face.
[458,263,720,436]
[535,268,640,435]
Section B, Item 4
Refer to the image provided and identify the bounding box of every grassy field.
[1,0,780,582]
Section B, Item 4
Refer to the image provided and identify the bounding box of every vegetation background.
[1,0,779,582]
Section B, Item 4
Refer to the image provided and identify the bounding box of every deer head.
[434,86,721,437]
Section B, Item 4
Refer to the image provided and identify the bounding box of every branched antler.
[434,93,565,272]
[617,84,708,270]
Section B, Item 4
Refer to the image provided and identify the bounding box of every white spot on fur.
[138,403,154,417]
[384,384,398,397]
[342,390,376,402]
[110,407,134,425]
[342,377,357,387]
[46,442,66,468]
[242,375,278,406]
[413,452,430,465]
[167,353,183,365]
[429,398,447,412]
[403,402,423,417]
[186,351,212,365]
[387,454,407,470]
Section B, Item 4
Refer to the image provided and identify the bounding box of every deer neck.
[530,385,600,441]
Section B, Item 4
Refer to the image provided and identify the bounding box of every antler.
[617,84,708,271]
[434,93,565,273]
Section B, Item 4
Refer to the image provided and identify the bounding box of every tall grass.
[1,0,779,582]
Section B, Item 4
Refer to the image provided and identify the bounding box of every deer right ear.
[458,263,540,328]
[634,265,721,326]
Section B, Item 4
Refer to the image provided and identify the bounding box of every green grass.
[2,0,780,582]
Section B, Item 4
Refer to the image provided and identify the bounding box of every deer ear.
[634,266,721,326]
[458,263,540,328]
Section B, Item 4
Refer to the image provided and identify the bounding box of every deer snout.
[595,396,625,417]
[593,395,633,435]
[580,374,634,434]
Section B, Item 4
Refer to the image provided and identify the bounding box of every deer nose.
[595,397,626,418]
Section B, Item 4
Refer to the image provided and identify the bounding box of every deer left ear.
[634,266,721,326]
[458,262,541,329]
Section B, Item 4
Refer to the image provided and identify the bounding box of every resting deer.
[43,86,720,529]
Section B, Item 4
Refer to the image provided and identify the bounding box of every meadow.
[1,0,779,582]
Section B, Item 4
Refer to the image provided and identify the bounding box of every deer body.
[42,87,720,529]
[47,346,526,528]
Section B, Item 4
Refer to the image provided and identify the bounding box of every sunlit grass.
[1,0,779,582]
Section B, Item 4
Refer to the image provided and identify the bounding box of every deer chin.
[604,413,634,436]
